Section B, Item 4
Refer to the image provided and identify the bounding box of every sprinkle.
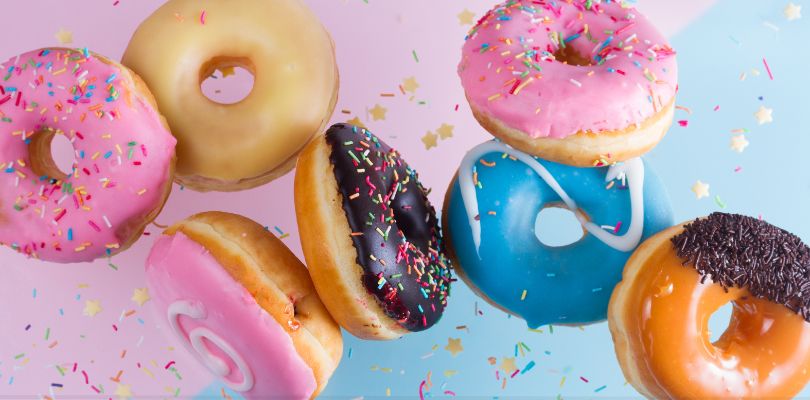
[763,57,774,80]
[200,10,207,25]
[569,78,582,87]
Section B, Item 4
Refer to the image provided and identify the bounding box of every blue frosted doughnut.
[443,141,673,328]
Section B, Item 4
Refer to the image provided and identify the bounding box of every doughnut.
[459,0,678,166]
[123,0,338,191]
[609,213,810,399]
[0,48,175,263]
[145,211,342,399]
[443,141,672,327]
[295,124,453,340]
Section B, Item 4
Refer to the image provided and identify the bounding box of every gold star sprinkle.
[347,116,366,129]
[402,77,420,93]
[754,106,774,125]
[500,357,518,373]
[369,104,388,121]
[131,288,151,307]
[730,135,750,153]
[445,337,463,357]
[218,66,235,78]
[54,28,73,44]
[422,131,438,150]
[458,9,476,25]
[436,124,454,140]
[114,383,133,400]
[692,181,710,200]
[785,2,802,21]
[83,300,103,317]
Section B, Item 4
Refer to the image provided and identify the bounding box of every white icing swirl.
[168,300,255,392]
[458,142,646,254]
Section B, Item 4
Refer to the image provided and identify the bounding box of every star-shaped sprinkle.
[218,66,235,78]
[730,135,750,153]
[369,104,387,121]
[500,357,517,373]
[346,117,366,129]
[754,106,773,125]
[114,383,133,400]
[785,2,802,21]
[436,124,454,140]
[458,9,476,25]
[445,338,463,357]
[83,300,103,317]
[422,131,438,150]
[131,288,151,307]
[402,77,420,93]
[54,28,73,44]
[692,181,710,200]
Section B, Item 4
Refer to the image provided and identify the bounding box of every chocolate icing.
[672,212,810,321]
[325,124,452,332]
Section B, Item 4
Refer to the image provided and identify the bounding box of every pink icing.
[459,0,678,139]
[146,232,317,399]
[0,48,176,262]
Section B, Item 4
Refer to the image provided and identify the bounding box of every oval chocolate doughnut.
[295,123,453,340]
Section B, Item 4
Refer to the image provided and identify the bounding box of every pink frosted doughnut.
[0,48,175,263]
[459,0,678,166]
[146,212,342,399]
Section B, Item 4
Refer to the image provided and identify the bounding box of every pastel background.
[1,0,808,398]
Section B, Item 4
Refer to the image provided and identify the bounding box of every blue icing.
[445,142,674,328]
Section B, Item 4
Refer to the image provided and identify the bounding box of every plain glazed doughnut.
[0,48,175,263]
[146,211,342,399]
[609,213,810,399]
[459,0,678,166]
[295,124,453,340]
[123,0,338,191]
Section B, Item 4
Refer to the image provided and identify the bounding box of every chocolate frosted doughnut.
[295,124,453,339]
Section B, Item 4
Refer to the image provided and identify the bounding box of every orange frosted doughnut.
[609,213,810,399]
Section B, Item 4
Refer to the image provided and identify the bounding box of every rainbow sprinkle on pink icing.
[0,48,176,263]
[459,0,678,139]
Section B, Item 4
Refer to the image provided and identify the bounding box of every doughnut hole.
[552,45,593,67]
[534,204,587,248]
[707,296,785,354]
[199,56,256,105]
[29,129,76,180]
[708,301,734,343]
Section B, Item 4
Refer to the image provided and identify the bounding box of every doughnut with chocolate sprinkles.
[609,213,810,399]
[295,124,452,340]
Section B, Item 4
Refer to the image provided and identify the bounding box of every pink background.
[1,0,715,398]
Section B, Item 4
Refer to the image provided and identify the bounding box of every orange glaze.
[622,244,810,399]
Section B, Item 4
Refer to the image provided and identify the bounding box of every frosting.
[0,48,176,263]
[146,232,316,399]
[613,240,810,399]
[672,213,810,321]
[445,140,673,327]
[325,124,453,332]
[459,141,645,252]
[459,0,678,139]
[168,301,254,392]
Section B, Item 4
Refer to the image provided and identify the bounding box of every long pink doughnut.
[0,48,175,263]
[146,231,318,399]
[459,0,678,139]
